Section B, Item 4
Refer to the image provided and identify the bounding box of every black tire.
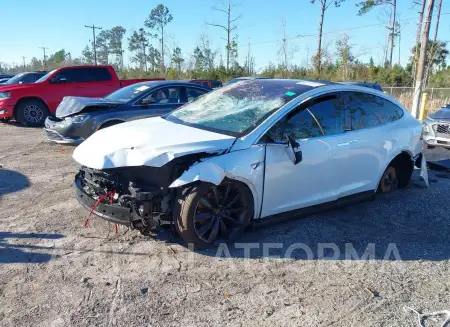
[174,179,254,250]
[98,120,124,130]
[16,99,49,127]
[427,145,436,149]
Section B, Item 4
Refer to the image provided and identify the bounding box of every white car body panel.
[73,83,422,220]
[72,117,236,169]
[170,146,265,218]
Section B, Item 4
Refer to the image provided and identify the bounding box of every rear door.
[339,91,405,195]
[75,67,116,97]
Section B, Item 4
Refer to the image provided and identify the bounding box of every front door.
[261,93,349,218]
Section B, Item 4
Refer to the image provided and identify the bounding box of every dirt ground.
[1,122,450,327]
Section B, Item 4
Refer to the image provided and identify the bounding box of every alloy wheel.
[23,105,44,124]
[193,182,247,244]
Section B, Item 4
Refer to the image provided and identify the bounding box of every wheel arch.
[375,150,415,192]
[97,119,126,130]
[14,96,49,119]
[170,162,261,220]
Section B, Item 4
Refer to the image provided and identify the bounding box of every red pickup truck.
[0,65,163,126]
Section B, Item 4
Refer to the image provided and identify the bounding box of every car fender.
[169,146,265,219]
[374,147,415,191]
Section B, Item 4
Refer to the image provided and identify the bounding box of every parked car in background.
[422,104,450,148]
[72,79,422,249]
[0,71,48,86]
[44,81,211,144]
[0,78,10,84]
[0,65,163,126]
[341,81,384,92]
[189,79,222,89]
[225,76,269,85]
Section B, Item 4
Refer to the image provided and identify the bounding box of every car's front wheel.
[174,179,254,249]
[16,99,49,127]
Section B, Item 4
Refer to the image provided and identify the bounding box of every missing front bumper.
[75,175,133,225]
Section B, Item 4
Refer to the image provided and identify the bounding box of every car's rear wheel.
[16,99,49,127]
[174,179,254,249]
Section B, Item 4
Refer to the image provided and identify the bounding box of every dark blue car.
[44,81,211,144]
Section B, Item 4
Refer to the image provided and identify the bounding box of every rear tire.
[174,179,254,250]
[16,99,49,127]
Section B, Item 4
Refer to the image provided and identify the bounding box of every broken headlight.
[64,115,89,124]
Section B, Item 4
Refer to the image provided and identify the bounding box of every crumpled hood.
[72,117,236,169]
[56,96,121,118]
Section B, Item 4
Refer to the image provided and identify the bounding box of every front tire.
[16,99,49,127]
[174,179,254,250]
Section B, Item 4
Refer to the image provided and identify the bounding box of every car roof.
[127,80,212,89]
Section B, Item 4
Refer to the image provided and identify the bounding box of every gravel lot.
[1,122,450,327]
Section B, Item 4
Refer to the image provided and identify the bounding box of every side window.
[307,96,344,136]
[267,109,322,142]
[343,92,404,130]
[142,87,182,104]
[19,74,36,84]
[266,95,343,142]
[86,68,112,82]
[186,87,207,102]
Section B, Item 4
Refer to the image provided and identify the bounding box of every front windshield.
[5,73,25,84]
[35,69,56,83]
[165,80,314,136]
[105,83,154,103]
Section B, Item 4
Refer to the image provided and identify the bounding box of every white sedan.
[73,79,422,249]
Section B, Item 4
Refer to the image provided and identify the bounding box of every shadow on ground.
[0,169,30,199]
[0,232,64,264]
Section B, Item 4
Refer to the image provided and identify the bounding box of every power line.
[84,24,102,65]
[237,11,450,50]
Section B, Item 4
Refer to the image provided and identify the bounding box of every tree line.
[1,0,448,87]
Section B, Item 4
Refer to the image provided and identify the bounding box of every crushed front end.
[75,165,175,234]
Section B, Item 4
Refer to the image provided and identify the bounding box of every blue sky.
[2,0,450,71]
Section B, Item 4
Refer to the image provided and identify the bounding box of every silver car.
[422,104,450,149]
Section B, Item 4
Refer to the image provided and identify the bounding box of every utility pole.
[412,0,435,119]
[39,47,49,70]
[22,56,26,69]
[412,0,427,77]
[85,24,102,65]
[433,0,442,42]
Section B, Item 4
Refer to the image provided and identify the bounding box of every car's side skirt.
[255,190,375,227]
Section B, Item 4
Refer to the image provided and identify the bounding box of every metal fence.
[383,87,450,114]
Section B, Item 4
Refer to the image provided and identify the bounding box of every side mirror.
[141,98,157,106]
[285,135,302,165]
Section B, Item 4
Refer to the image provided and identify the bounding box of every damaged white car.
[73,79,423,249]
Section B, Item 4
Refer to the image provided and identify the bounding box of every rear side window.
[342,92,404,130]
[186,87,208,102]
[58,67,112,83]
